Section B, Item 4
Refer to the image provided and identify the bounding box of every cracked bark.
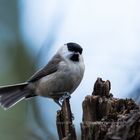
[56,78,140,140]
[56,98,77,140]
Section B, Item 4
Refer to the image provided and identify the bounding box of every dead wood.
[81,78,140,140]
[56,98,77,140]
[56,78,140,140]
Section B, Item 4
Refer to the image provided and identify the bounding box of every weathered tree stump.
[56,78,140,140]
[81,78,140,140]
[56,98,77,140]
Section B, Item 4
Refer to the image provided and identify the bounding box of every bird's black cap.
[66,42,83,54]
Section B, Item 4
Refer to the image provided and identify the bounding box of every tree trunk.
[56,98,77,140]
[56,78,140,140]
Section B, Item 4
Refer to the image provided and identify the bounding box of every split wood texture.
[56,98,77,140]
[56,78,140,140]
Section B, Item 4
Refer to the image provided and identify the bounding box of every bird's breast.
[36,60,84,98]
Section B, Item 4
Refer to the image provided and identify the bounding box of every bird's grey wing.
[28,54,62,82]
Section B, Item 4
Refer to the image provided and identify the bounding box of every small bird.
[0,43,85,109]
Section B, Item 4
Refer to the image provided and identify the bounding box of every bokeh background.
[0,0,140,140]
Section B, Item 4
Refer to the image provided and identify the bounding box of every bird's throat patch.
[70,54,79,62]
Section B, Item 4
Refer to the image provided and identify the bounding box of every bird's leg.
[59,92,71,103]
[54,92,74,120]
[54,92,71,107]
[54,99,62,107]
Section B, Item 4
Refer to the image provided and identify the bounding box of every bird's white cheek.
[58,46,73,58]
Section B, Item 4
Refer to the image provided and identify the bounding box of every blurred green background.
[0,1,56,140]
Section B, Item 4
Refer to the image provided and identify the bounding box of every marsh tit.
[0,43,85,109]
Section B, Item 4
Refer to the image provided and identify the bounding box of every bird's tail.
[0,82,30,109]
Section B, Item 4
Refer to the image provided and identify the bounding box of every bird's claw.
[59,92,71,103]
[54,92,71,107]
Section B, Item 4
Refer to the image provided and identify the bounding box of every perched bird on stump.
[0,43,85,109]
